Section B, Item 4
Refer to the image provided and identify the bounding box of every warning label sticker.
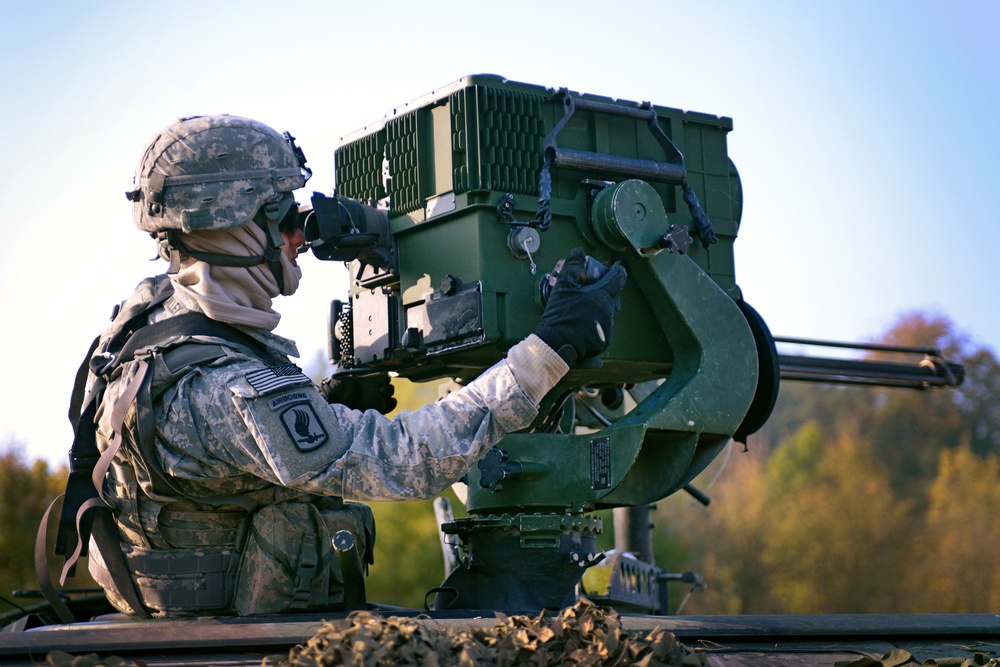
[590,436,612,490]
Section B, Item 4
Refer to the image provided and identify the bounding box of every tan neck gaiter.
[168,223,301,330]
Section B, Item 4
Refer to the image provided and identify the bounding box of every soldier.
[68,115,625,617]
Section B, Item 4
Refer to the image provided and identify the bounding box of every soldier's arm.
[158,336,566,501]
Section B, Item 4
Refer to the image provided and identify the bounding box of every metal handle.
[543,93,687,185]
[549,148,687,185]
[528,91,716,248]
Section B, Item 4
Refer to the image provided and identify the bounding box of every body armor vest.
[47,276,373,618]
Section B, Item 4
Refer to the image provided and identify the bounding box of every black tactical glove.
[535,248,627,366]
[319,372,397,413]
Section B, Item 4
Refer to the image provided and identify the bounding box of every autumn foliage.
[658,312,1000,614]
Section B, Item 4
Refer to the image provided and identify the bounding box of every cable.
[698,440,734,498]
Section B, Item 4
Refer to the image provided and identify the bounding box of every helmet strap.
[255,196,294,294]
[155,231,183,274]
[154,195,294,295]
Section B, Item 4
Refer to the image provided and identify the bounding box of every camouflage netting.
[276,599,706,667]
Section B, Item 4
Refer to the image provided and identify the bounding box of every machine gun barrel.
[775,337,964,389]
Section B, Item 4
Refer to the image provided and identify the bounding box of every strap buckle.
[90,352,117,377]
[68,453,100,474]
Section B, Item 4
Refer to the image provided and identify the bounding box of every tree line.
[1,311,997,616]
[653,311,1000,614]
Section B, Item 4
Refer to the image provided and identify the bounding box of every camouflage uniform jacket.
[88,276,561,616]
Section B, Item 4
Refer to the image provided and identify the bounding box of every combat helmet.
[126,114,311,291]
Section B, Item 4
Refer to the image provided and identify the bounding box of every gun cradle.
[465,248,758,514]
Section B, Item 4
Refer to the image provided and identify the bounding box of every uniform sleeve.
[159,336,568,502]
[325,340,556,501]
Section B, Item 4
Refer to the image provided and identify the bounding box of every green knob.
[591,179,670,252]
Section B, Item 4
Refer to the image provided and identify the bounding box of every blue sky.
[1,1,997,467]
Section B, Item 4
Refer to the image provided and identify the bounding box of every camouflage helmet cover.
[129,115,310,233]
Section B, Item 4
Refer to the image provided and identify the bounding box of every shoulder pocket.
[231,383,351,485]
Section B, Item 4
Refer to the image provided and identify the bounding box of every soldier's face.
[280,229,307,266]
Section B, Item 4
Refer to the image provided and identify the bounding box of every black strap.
[68,337,100,432]
[116,311,274,367]
[57,393,102,560]
[167,234,267,268]
[162,210,287,294]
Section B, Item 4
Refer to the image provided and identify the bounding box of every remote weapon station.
[1,76,973,666]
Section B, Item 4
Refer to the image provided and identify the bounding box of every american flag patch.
[245,364,311,394]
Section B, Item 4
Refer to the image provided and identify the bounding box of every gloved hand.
[535,248,627,366]
[319,372,397,413]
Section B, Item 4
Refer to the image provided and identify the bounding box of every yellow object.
[581,551,617,595]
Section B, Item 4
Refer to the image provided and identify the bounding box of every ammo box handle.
[531,91,716,248]
[542,93,687,185]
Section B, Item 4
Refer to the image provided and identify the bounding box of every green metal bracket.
[465,181,757,513]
